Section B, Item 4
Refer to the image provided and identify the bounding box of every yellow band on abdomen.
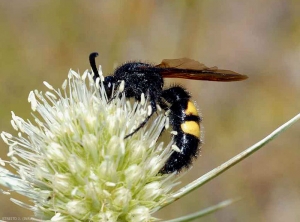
[180,121,200,138]
[185,101,198,116]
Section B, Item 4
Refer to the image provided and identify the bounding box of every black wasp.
[89,52,248,174]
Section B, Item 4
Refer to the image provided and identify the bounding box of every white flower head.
[1,69,177,221]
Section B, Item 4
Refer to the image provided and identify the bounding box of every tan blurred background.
[0,1,300,221]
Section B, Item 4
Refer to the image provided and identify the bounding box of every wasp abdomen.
[160,87,202,173]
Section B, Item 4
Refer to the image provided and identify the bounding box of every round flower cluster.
[1,69,177,221]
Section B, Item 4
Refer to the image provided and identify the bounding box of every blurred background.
[0,1,300,221]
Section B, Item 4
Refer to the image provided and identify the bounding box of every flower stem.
[164,198,240,222]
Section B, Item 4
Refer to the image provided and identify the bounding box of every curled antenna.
[89,52,99,79]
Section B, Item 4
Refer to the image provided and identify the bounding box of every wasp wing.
[156,58,248,81]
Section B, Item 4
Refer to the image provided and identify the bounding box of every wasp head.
[103,76,118,99]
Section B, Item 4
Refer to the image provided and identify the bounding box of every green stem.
[164,198,240,222]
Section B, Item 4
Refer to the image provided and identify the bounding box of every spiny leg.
[124,93,157,139]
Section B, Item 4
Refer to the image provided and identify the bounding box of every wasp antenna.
[89,52,100,79]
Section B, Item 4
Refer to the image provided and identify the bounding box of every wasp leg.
[124,93,157,139]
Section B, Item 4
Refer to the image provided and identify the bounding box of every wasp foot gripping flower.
[0,69,178,221]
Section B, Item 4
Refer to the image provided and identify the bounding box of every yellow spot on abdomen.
[181,121,200,138]
[185,101,198,116]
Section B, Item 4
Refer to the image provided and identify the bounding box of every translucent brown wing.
[155,58,248,81]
